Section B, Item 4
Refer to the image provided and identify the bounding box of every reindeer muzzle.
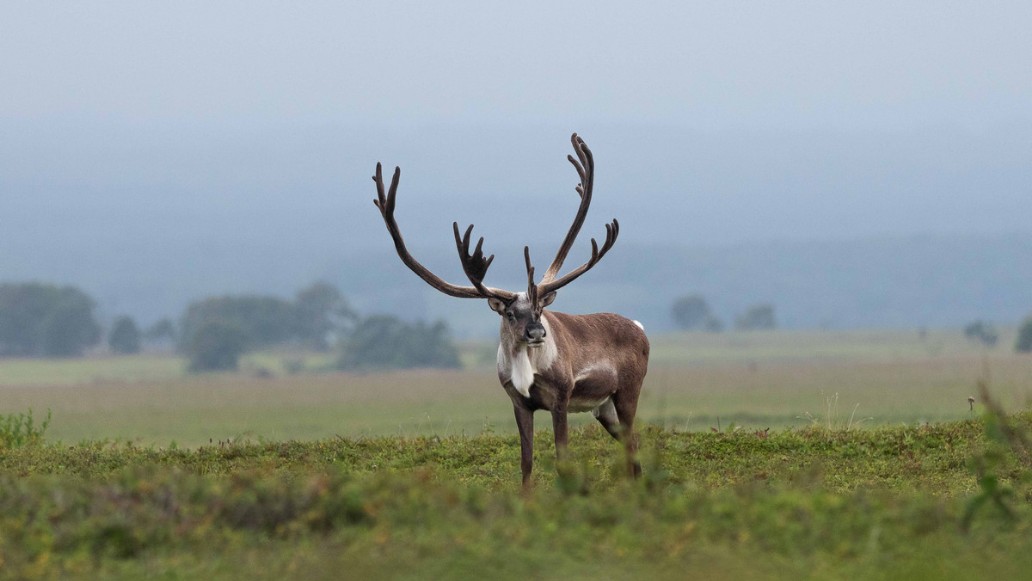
[525,322,546,345]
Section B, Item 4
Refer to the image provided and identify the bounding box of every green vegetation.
[963,320,998,348]
[0,411,1030,579]
[185,320,248,372]
[1,328,1031,577]
[1,328,1030,446]
[179,295,301,353]
[0,409,51,449]
[143,317,177,344]
[734,303,777,331]
[0,282,101,357]
[337,315,461,372]
[108,315,142,355]
[1016,316,1032,353]
[294,281,357,351]
[177,282,355,372]
[670,294,721,331]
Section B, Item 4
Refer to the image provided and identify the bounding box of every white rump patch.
[633,320,645,331]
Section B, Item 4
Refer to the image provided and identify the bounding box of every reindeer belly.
[569,395,611,413]
[568,364,619,413]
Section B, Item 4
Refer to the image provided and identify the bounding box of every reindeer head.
[484,249,559,347]
[372,133,618,346]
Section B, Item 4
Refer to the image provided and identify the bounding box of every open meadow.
[2,328,1032,579]
[0,328,1029,446]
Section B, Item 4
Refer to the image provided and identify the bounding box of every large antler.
[537,219,619,296]
[452,222,517,301]
[534,134,620,296]
[539,133,596,285]
[372,163,515,301]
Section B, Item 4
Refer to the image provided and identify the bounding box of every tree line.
[0,281,461,372]
[670,294,777,332]
[0,283,101,357]
[176,282,461,372]
[5,281,1032,366]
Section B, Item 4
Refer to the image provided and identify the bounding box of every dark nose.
[525,322,546,342]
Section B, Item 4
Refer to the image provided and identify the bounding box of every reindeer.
[371,134,649,485]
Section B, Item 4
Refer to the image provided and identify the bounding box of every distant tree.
[144,318,177,343]
[734,304,777,331]
[704,316,724,332]
[671,295,721,331]
[337,315,461,371]
[41,301,103,357]
[294,282,356,351]
[963,320,998,348]
[185,320,247,372]
[108,316,142,354]
[0,283,101,357]
[1016,316,1032,354]
[178,295,298,353]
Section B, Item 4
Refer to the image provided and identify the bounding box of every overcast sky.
[1,2,1030,298]
[2,2,1029,128]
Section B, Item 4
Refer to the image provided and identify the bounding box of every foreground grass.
[1,415,1031,579]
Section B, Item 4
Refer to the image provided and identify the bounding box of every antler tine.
[538,218,619,296]
[567,133,591,198]
[524,246,539,305]
[453,222,512,301]
[540,133,596,285]
[371,162,515,301]
[372,163,401,218]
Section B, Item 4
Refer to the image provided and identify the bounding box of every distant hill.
[3,170,1030,337]
[334,233,1032,337]
[10,232,1027,338]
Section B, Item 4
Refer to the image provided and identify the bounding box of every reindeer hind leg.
[592,398,622,440]
[612,388,643,478]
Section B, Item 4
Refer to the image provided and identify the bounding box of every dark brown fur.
[499,310,650,485]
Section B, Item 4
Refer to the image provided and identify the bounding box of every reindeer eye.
[507,312,516,322]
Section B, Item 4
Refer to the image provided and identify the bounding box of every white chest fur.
[509,348,536,397]
[497,319,558,398]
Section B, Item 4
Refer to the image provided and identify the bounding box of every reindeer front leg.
[551,395,570,463]
[513,404,534,488]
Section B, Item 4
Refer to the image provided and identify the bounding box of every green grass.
[0,351,335,387]
[0,354,185,386]
[1,329,1030,446]
[1,413,1031,579]
[3,328,1030,578]
[0,328,998,387]
[647,327,1008,365]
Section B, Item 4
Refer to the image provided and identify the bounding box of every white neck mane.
[498,316,558,398]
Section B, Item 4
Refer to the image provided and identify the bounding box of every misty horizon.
[2,2,1030,335]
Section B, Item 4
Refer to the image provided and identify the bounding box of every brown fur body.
[497,310,650,484]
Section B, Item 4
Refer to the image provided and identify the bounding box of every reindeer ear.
[539,292,557,308]
[488,298,507,315]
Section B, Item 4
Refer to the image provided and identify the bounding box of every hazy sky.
[2,2,1029,128]
[1,2,1031,322]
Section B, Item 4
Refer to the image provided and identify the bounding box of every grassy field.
[0,329,1029,446]
[2,328,1032,578]
[1,411,1031,579]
